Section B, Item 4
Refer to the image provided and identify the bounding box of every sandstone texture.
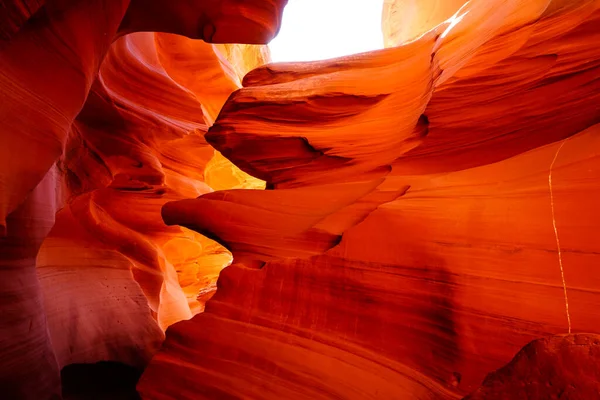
[1,0,600,399]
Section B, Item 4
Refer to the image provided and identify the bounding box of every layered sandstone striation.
[0,1,285,398]
[1,0,600,399]
[139,0,600,399]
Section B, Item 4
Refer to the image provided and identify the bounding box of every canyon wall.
[139,0,600,398]
[0,1,285,398]
[1,0,600,399]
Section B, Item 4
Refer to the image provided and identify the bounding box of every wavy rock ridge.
[140,0,600,399]
[1,0,600,399]
[0,1,285,398]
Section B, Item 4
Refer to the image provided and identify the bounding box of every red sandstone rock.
[465,334,600,400]
[1,0,600,399]
[0,166,63,399]
[0,1,285,398]
[0,0,286,234]
[139,1,600,398]
[35,30,271,383]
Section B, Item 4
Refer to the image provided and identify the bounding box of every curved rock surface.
[0,0,285,234]
[0,166,63,399]
[0,1,285,398]
[34,32,270,393]
[2,0,600,399]
[139,0,600,399]
[465,334,600,400]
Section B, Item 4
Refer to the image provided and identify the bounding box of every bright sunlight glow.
[269,0,385,62]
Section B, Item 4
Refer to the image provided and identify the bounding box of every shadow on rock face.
[61,361,142,400]
[464,334,600,400]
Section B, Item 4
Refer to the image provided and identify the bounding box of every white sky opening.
[269,0,385,62]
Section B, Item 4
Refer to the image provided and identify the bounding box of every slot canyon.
[1,0,600,399]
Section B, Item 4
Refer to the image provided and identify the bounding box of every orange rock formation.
[0,1,282,398]
[1,0,600,399]
[140,0,600,398]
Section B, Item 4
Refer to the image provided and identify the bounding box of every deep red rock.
[139,1,600,398]
[0,1,285,398]
[465,334,600,400]
[2,0,600,399]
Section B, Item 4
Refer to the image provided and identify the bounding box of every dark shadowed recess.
[61,362,142,400]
